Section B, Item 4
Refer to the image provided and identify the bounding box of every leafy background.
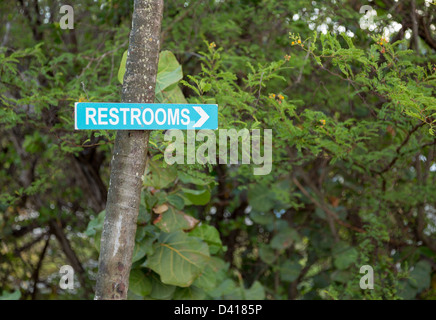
[1,0,436,300]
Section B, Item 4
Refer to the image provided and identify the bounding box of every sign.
[74,102,218,130]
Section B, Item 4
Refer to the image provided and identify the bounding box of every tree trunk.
[94,0,164,300]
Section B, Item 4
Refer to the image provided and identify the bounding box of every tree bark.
[94,0,164,300]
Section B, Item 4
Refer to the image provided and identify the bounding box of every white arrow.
[192,106,210,128]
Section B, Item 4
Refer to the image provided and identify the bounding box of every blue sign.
[75,102,218,130]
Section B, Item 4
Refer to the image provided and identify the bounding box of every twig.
[411,0,420,52]
[296,40,311,84]
[31,237,50,300]
[378,122,425,174]
[292,176,365,234]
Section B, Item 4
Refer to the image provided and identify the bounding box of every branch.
[14,233,46,255]
[418,16,436,51]
[49,219,88,291]
[31,237,50,300]
[378,122,425,174]
[411,0,420,51]
[292,176,365,234]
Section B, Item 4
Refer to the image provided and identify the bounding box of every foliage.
[1,0,436,300]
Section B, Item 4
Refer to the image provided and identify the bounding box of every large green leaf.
[270,227,300,250]
[128,269,152,297]
[132,227,159,262]
[0,290,21,300]
[182,188,211,206]
[408,260,432,291]
[154,205,199,232]
[173,286,206,300]
[330,270,353,283]
[194,256,228,291]
[332,242,358,270]
[137,201,151,225]
[244,281,265,300]
[118,50,183,94]
[150,274,176,300]
[279,260,302,282]
[248,184,276,212]
[147,231,210,287]
[85,210,105,237]
[145,160,177,189]
[398,280,419,300]
[222,281,266,300]
[192,262,216,291]
[155,51,183,93]
[250,211,274,225]
[167,193,185,210]
[177,171,216,186]
[208,279,238,298]
[259,244,276,264]
[132,240,148,263]
[155,83,187,104]
[189,224,222,254]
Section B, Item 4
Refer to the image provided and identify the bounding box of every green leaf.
[117,50,127,84]
[178,171,215,186]
[259,244,275,264]
[193,256,227,291]
[330,270,353,283]
[143,189,158,210]
[145,160,177,189]
[128,269,152,297]
[398,280,419,300]
[192,263,216,291]
[248,184,275,212]
[333,242,358,270]
[147,231,210,287]
[155,51,183,93]
[189,224,222,254]
[167,194,185,210]
[182,188,211,206]
[85,210,105,237]
[138,202,151,224]
[208,279,238,298]
[250,211,274,225]
[408,260,431,291]
[150,274,176,300]
[132,239,149,263]
[270,227,300,250]
[197,257,229,293]
[244,281,265,300]
[173,286,206,300]
[154,205,199,232]
[0,290,21,300]
[118,50,183,91]
[279,260,302,282]
[94,231,102,252]
[155,83,187,104]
